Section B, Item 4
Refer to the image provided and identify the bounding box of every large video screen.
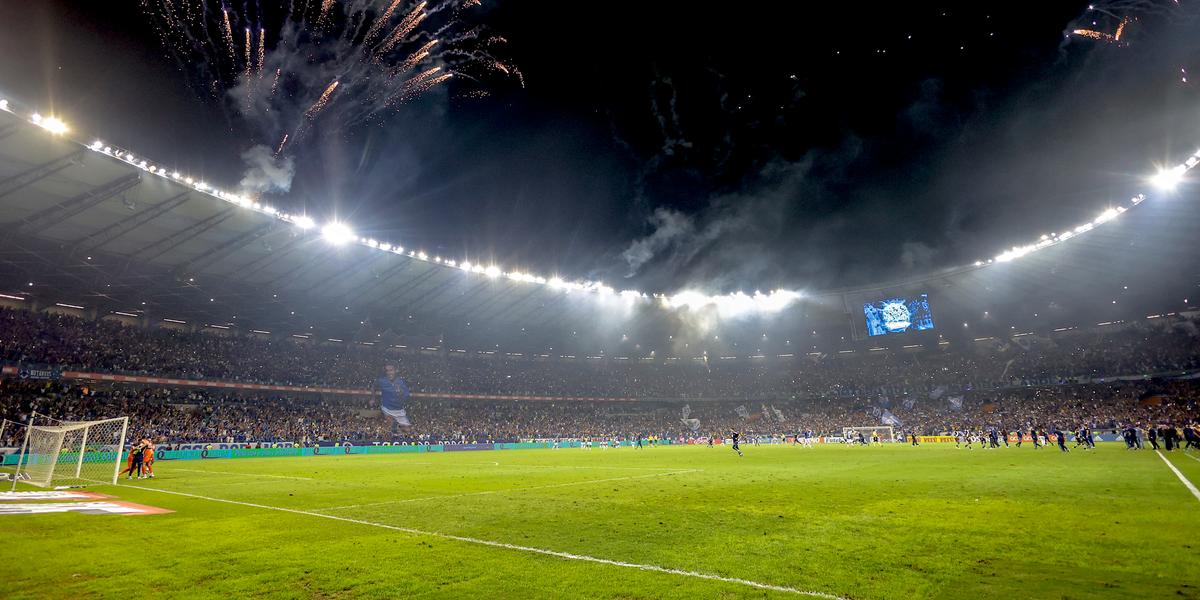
[863,294,934,337]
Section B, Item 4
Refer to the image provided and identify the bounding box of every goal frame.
[10,413,129,490]
[842,426,896,443]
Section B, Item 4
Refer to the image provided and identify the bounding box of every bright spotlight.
[321,222,355,245]
[484,265,501,278]
[1150,165,1185,191]
[293,215,316,230]
[33,115,69,135]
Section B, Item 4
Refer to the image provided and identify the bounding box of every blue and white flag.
[947,395,964,411]
[734,405,751,419]
[379,375,412,426]
[881,409,903,427]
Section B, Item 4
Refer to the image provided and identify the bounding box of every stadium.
[1,1,1199,599]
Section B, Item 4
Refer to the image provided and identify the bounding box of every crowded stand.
[3,307,1200,400]
[1,378,1196,447]
[1,299,1198,446]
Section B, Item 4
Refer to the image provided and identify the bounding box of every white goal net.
[842,426,896,444]
[12,414,129,489]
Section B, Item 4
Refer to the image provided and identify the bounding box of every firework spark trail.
[317,0,336,27]
[391,71,452,105]
[376,2,428,57]
[221,9,237,64]
[276,133,290,155]
[269,67,282,98]
[1114,16,1130,40]
[389,39,439,78]
[362,0,405,46]
[256,28,266,75]
[305,80,340,119]
[244,27,253,69]
[1073,29,1116,41]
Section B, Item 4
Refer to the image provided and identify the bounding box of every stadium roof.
[0,104,1197,354]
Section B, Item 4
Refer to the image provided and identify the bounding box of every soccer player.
[910,431,920,446]
[1148,425,1160,450]
[1054,428,1069,453]
[127,439,145,479]
[1029,427,1040,449]
[802,429,814,448]
[140,438,155,479]
[377,364,412,439]
[636,434,644,449]
[871,431,881,446]
[730,430,743,457]
[119,439,140,478]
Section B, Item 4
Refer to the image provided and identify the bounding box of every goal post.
[842,426,896,443]
[11,414,129,489]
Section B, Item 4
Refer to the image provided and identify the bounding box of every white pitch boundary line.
[1180,450,1200,465]
[119,483,844,599]
[1155,451,1200,503]
[315,469,702,511]
[165,467,316,481]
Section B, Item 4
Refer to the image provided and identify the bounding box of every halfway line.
[117,484,844,599]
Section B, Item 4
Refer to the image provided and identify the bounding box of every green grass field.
[4,443,1200,599]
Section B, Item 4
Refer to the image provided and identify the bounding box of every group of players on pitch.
[119,437,157,479]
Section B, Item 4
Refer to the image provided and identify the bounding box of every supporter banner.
[918,436,957,443]
[15,363,62,381]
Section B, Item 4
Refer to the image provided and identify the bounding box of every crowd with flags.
[3,308,1200,403]
[1,376,1196,448]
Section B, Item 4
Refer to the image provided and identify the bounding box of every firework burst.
[138,0,517,154]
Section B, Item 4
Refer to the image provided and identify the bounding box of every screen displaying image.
[863,294,934,337]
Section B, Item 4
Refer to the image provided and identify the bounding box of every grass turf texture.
[4,443,1199,599]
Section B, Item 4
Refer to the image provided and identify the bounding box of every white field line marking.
[1180,450,1200,465]
[166,467,316,481]
[315,469,702,511]
[119,483,843,599]
[1155,451,1200,503]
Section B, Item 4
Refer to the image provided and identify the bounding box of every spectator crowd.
[0,307,1197,445]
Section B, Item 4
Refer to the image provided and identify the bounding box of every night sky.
[0,0,1197,298]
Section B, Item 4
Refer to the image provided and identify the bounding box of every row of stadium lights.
[4,98,1195,312]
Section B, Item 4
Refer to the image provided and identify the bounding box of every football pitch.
[5,443,1200,599]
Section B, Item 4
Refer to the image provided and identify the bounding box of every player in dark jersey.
[1054,428,1070,452]
[127,439,145,479]
[730,430,743,457]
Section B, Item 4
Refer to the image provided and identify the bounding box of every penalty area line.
[1155,450,1200,503]
[119,484,843,599]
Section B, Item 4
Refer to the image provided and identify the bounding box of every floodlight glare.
[321,222,355,245]
[1150,165,1185,190]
